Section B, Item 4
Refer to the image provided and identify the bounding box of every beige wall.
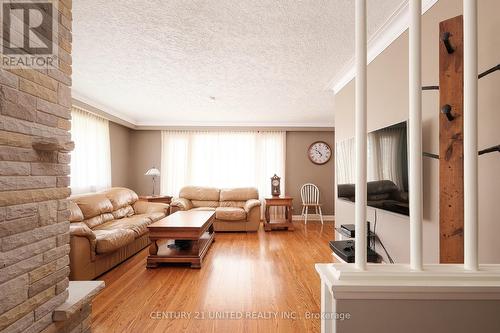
[109,121,131,188]
[108,125,162,196]
[286,131,335,215]
[334,0,500,263]
[129,130,162,196]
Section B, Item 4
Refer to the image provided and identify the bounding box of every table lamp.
[145,167,160,196]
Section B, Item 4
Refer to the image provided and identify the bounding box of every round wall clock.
[308,141,332,165]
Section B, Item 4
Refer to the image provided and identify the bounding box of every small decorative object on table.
[271,174,281,197]
[264,196,294,231]
[144,167,160,196]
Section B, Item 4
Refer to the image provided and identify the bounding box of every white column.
[320,281,334,333]
[409,0,423,271]
[355,0,367,271]
[464,0,479,271]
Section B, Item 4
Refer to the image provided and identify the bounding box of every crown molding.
[135,122,335,131]
[72,91,138,128]
[71,95,335,131]
[327,0,439,94]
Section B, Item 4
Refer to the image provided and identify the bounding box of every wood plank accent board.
[439,15,464,264]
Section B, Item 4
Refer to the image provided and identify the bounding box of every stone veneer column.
[0,0,79,332]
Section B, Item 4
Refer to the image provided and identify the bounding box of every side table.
[138,195,172,215]
[264,196,294,231]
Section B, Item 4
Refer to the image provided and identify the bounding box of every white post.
[464,0,479,271]
[355,0,367,271]
[409,0,423,271]
[320,281,334,333]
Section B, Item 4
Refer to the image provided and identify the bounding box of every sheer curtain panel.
[160,131,286,199]
[70,107,111,194]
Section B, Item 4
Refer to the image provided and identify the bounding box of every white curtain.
[70,107,111,194]
[336,126,405,189]
[368,126,405,189]
[160,131,286,199]
[336,138,355,185]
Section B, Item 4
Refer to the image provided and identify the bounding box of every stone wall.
[0,0,75,332]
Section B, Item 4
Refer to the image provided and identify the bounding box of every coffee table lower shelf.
[147,231,215,269]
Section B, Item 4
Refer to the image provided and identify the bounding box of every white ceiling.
[73,0,405,127]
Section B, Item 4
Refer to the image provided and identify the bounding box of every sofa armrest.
[171,198,193,211]
[70,222,97,261]
[133,201,169,215]
[70,222,96,240]
[244,199,261,213]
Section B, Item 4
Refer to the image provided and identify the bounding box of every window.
[160,131,286,198]
[70,107,111,194]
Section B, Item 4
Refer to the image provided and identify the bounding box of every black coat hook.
[424,145,500,159]
[441,32,455,54]
[478,145,500,156]
[441,104,455,121]
[478,64,500,79]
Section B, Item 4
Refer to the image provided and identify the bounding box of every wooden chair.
[300,183,324,224]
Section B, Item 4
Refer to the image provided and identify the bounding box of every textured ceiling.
[73,0,404,126]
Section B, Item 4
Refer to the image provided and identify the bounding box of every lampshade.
[145,167,160,176]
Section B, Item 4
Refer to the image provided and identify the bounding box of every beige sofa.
[69,187,169,280]
[171,186,261,232]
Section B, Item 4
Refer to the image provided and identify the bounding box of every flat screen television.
[336,121,409,216]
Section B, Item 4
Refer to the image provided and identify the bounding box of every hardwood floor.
[91,221,334,333]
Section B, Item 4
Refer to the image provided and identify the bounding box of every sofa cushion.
[84,212,114,229]
[94,214,153,238]
[191,200,219,208]
[69,201,84,222]
[179,186,220,201]
[337,184,355,198]
[111,205,135,219]
[367,180,399,195]
[220,201,247,208]
[71,193,113,220]
[102,187,139,210]
[220,187,258,202]
[94,229,135,254]
[191,207,216,211]
[146,211,165,222]
[367,193,390,201]
[215,207,246,221]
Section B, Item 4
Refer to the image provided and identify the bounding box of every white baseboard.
[292,215,335,222]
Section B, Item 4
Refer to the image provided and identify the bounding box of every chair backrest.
[300,183,320,205]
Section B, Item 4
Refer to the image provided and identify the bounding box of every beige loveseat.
[69,187,169,280]
[171,186,261,232]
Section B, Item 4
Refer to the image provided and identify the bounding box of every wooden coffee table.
[147,211,215,269]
